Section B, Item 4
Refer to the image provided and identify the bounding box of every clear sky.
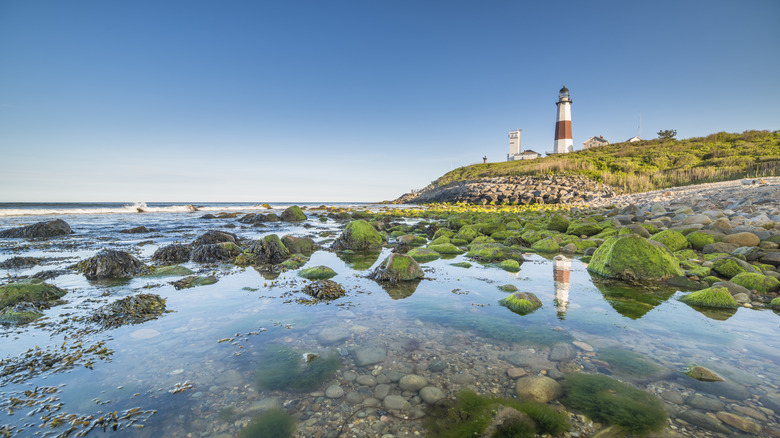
[1,0,779,202]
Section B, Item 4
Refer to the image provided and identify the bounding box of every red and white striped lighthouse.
[553,85,573,154]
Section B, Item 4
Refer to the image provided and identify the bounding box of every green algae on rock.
[562,373,666,434]
[368,253,423,283]
[729,272,780,293]
[497,259,521,272]
[710,257,752,279]
[566,221,602,237]
[546,214,570,233]
[531,236,560,253]
[77,249,149,280]
[298,265,337,280]
[281,254,309,270]
[330,220,385,250]
[407,247,441,263]
[499,292,542,315]
[467,242,523,262]
[587,235,683,283]
[680,286,738,308]
[450,261,472,268]
[0,278,67,309]
[650,229,689,252]
[280,205,306,222]
[172,275,218,290]
[427,243,464,255]
[0,303,44,325]
[771,297,780,309]
[239,408,296,438]
[686,231,717,250]
[246,234,291,265]
[143,265,194,278]
[280,235,314,254]
[254,346,340,392]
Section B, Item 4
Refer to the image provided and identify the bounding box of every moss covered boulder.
[144,265,194,277]
[331,220,385,250]
[281,254,309,270]
[547,214,570,233]
[77,249,149,280]
[453,225,480,242]
[566,221,602,237]
[686,231,717,250]
[407,247,440,263]
[467,243,523,262]
[710,257,752,279]
[680,286,738,308]
[0,303,44,325]
[729,272,780,293]
[771,297,780,310]
[368,254,423,283]
[281,236,315,254]
[499,292,542,315]
[497,259,521,272]
[280,205,307,222]
[172,275,218,290]
[587,235,683,283]
[531,236,560,253]
[650,230,689,252]
[427,243,464,255]
[0,278,66,310]
[246,234,291,264]
[298,265,337,280]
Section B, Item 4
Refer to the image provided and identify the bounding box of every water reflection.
[553,255,570,319]
[379,279,421,299]
[336,249,382,271]
[592,281,676,319]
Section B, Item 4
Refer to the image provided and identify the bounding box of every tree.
[657,129,677,140]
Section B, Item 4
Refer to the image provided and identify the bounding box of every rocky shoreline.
[394,174,616,205]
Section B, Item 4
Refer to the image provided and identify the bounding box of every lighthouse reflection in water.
[553,255,571,319]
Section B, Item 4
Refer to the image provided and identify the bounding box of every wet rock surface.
[0,219,74,239]
[76,249,148,280]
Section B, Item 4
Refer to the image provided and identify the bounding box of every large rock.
[281,235,315,254]
[514,375,562,403]
[191,230,239,246]
[399,374,427,392]
[729,272,780,293]
[650,229,689,252]
[0,278,66,310]
[76,249,148,280]
[722,232,761,247]
[245,234,290,264]
[0,219,73,239]
[280,205,307,222]
[89,293,167,329]
[680,286,738,308]
[499,292,542,315]
[152,243,192,263]
[301,279,345,299]
[368,254,423,283]
[191,242,242,263]
[587,235,683,282]
[331,220,384,251]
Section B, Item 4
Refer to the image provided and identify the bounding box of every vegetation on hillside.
[430,130,780,193]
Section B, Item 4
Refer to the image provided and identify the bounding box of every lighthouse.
[553,85,573,154]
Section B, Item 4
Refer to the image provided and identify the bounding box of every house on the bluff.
[583,136,609,150]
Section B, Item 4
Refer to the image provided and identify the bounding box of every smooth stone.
[428,359,448,372]
[514,376,562,403]
[686,393,725,411]
[130,328,160,339]
[506,367,527,379]
[723,232,760,247]
[325,384,344,399]
[398,374,427,392]
[353,345,386,366]
[383,395,411,411]
[549,343,575,361]
[242,397,283,415]
[716,411,761,434]
[734,405,768,421]
[374,384,391,400]
[660,391,684,405]
[362,397,380,407]
[345,391,364,404]
[572,341,594,352]
[419,386,445,404]
[385,370,405,382]
[688,379,751,400]
[356,375,378,386]
[677,409,732,434]
[317,326,351,344]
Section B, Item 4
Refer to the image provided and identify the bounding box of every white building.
[583,136,609,149]
[507,130,522,161]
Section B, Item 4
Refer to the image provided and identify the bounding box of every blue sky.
[1,0,778,202]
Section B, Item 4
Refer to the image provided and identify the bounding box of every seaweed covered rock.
[143,265,194,278]
[562,373,666,434]
[302,280,346,300]
[729,272,780,293]
[531,236,560,253]
[686,231,717,251]
[281,235,315,254]
[650,229,689,252]
[77,249,148,280]
[0,219,73,239]
[407,247,440,263]
[191,242,242,263]
[89,293,167,329]
[587,235,683,283]
[281,254,309,270]
[566,221,602,237]
[498,259,521,272]
[427,243,464,255]
[192,230,239,246]
[499,292,542,315]
[118,226,152,234]
[246,234,291,264]
[280,205,307,222]
[547,214,570,233]
[0,278,66,310]
[771,297,780,310]
[172,275,218,290]
[152,243,192,263]
[710,257,758,279]
[467,242,523,262]
[298,265,337,280]
[680,286,738,308]
[331,220,385,251]
[0,302,44,325]
[369,254,423,283]
[0,256,40,269]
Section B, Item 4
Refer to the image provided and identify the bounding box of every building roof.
[521,150,540,155]
[626,136,642,142]
[584,136,609,144]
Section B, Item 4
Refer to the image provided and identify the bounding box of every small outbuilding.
[583,136,609,150]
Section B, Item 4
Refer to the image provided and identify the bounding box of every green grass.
[425,130,780,194]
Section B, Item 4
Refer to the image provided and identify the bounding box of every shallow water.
[1,207,779,437]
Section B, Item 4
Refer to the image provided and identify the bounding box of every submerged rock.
[0,302,44,325]
[331,220,385,251]
[0,219,73,239]
[587,234,683,283]
[0,278,66,311]
[76,249,148,280]
[172,275,218,290]
[89,293,167,329]
[0,256,40,269]
[368,254,423,283]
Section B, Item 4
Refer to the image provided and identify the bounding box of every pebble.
[325,384,344,399]
[398,374,427,392]
[419,386,445,404]
[383,395,411,411]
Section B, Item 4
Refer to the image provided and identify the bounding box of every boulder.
[152,243,192,263]
[531,236,560,253]
[710,257,759,278]
[280,205,307,222]
[587,235,683,283]
[298,265,337,280]
[514,375,562,403]
[406,247,440,263]
[246,234,290,264]
[723,232,761,247]
[0,256,40,269]
[650,229,689,252]
[546,214,570,233]
[191,230,239,246]
[171,275,218,290]
[191,242,242,263]
[686,231,717,250]
[680,286,738,308]
[0,219,73,239]
[368,254,423,283]
[76,249,148,280]
[89,293,167,329]
[0,278,66,310]
[729,272,780,293]
[118,226,151,234]
[499,292,542,315]
[331,220,385,250]
[281,235,314,254]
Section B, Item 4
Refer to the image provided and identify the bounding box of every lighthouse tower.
[553,85,573,154]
